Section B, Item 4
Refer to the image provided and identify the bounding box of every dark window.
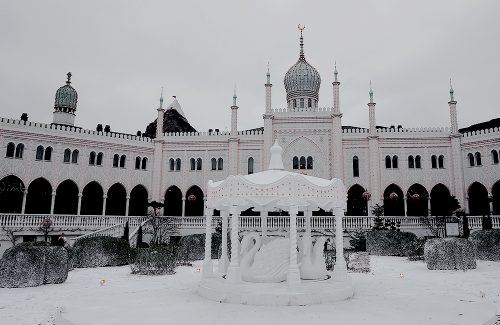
[408,155,414,169]
[218,158,223,170]
[293,99,296,108]
[308,99,312,108]
[293,156,299,169]
[468,153,474,167]
[211,158,217,170]
[170,158,174,171]
[176,158,181,171]
[392,156,398,169]
[190,158,195,170]
[385,155,391,168]
[431,155,437,169]
[96,152,103,166]
[36,146,44,160]
[300,98,304,108]
[307,156,313,169]
[415,155,421,169]
[71,150,79,164]
[89,152,96,165]
[15,143,24,158]
[135,157,141,169]
[299,156,306,169]
[492,150,499,164]
[119,155,126,168]
[438,155,445,168]
[113,154,119,167]
[353,156,359,177]
[64,149,71,163]
[197,158,202,170]
[6,143,14,157]
[475,152,482,166]
[44,147,52,161]
[248,157,254,175]
[141,157,147,170]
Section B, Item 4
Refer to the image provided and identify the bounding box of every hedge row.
[424,238,476,270]
[469,229,500,261]
[366,230,417,256]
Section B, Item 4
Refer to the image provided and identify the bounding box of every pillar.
[261,210,268,239]
[287,206,301,286]
[427,195,431,216]
[102,194,107,216]
[404,196,408,217]
[332,207,349,281]
[50,191,56,214]
[21,190,27,214]
[77,193,82,216]
[125,195,130,216]
[218,210,230,273]
[181,196,186,217]
[202,208,214,278]
[226,206,242,284]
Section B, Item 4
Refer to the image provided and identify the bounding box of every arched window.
[113,154,119,167]
[431,155,437,169]
[475,152,482,166]
[89,152,96,165]
[492,150,499,164]
[248,157,254,175]
[438,155,445,168]
[36,146,44,160]
[468,153,474,167]
[353,156,359,177]
[408,155,414,169]
[71,150,79,164]
[299,156,306,169]
[119,155,126,168]
[96,152,103,166]
[44,147,52,161]
[293,157,299,169]
[392,156,398,169]
[15,143,24,158]
[135,157,141,169]
[141,157,147,170]
[415,155,421,169]
[218,158,223,170]
[211,158,217,170]
[64,149,71,163]
[6,142,15,157]
[169,158,175,171]
[190,158,195,170]
[176,158,181,171]
[197,158,202,170]
[308,99,312,108]
[307,156,313,169]
[385,155,391,169]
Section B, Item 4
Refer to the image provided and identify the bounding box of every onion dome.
[283,28,321,106]
[54,72,78,113]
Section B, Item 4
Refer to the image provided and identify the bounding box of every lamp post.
[42,219,52,242]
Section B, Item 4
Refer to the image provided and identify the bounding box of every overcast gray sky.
[1,1,498,135]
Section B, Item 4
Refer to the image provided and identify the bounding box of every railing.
[71,222,127,242]
[129,219,150,248]
[0,214,147,229]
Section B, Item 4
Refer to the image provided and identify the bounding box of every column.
[287,206,301,286]
[125,195,130,216]
[202,208,214,278]
[226,206,242,284]
[181,196,186,217]
[261,210,268,240]
[465,196,470,214]
[50,191,56,214]
[489,195,494,215]
[404,196,408,217]
[218,210,230,273]
[332,207,350,282]
[21,190,27,214]
[77,193,82,216]
[102,194,107,216]
[427,195,431,216]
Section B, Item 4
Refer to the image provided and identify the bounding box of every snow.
[0,256,498,325]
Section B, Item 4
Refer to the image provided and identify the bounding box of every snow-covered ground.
[0,256,498,325]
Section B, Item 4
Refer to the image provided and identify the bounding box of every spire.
[66,72,72,85]
[298,24,305,58]
[159,87,163,110]
[267,62,270,84]
[449,79,454,102]
[233,85,237,106]
[334,61,338,82]
[369,80,374,103]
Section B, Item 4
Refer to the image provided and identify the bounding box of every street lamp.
[42,219,52,242]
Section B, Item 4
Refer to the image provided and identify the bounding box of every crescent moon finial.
[298,24,305,30]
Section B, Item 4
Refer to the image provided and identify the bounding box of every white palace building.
[0,31,499,252]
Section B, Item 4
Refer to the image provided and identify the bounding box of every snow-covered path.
[0,256,498,325]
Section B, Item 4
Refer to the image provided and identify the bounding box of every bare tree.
[1,227,23,246]
[146,201,179,246]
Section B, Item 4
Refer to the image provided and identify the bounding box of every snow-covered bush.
[72,236,129,268]
[469,229,500,261]
[0,244,69,288]
[366,230,417,256]
[176,233,225,263]
[424,238,476,270]
[130,246,178,275]
[402,237,427,260]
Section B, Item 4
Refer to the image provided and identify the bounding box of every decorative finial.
[369,80,374,103]
[334,61,338,82]
[268,140,285,171]
[233,85,237,106]
[66,72,72,85]
[267,62,270,84]
[449,79,454,102]
[298,24,305,58]
[159,87,163,110]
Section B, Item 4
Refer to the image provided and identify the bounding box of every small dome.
[54,72,78,111]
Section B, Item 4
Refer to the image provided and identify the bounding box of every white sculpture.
[240,232,290,283]
[298,233,327,280]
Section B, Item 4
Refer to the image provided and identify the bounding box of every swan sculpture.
[298,233,327,280]
[239,232,290,283]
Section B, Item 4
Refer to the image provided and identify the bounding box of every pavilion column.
[332,207,349,281]
[50,191,56,214]
[226,206,242,284]
[306,209,312,233]
[181,196,186,217]
[261,210,268,239]
[77,193,82,216]
[287,206,301,286]
[125,195,130,216]
[218,210,230,273]
[102,194,107,216]
[202,207,214,278]
[21,189,27,214]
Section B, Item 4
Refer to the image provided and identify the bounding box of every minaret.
[368,81,376,134]
[231,86,238,136]
[367,82,381,213]
[152,89,166,204]
[331,63,343,180]
[449,80,458,133]
[53,72,78,126]
[263,65,274,170]
[448,81,465,212]
[229,87,240,175]
[156,89,164,138]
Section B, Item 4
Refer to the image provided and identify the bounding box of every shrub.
[348,229,367,251]
[176,233,225,263]
[366,230,417,256]
[72,236,130,268]
[0,244,69,288]
[469,229,500,261]
[424,238,476,270]
[402,237,427,261]
[482,216,493,230]
[130,246,178,275]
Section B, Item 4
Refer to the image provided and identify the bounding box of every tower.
[229,88,240,175]
[263,65,274,170]
[52,72,78,126]
[448,81,465,210]
[331,63,343,179]
[367,82,381,212]
[152,90,166,203]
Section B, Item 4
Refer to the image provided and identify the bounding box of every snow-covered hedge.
[72,236,129,268]
[130,247,178,275]
[0,244,70,288]
[176,233,228,262]
[366,230,417,256]
[469,229,500,261]
[424,238,476,270]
